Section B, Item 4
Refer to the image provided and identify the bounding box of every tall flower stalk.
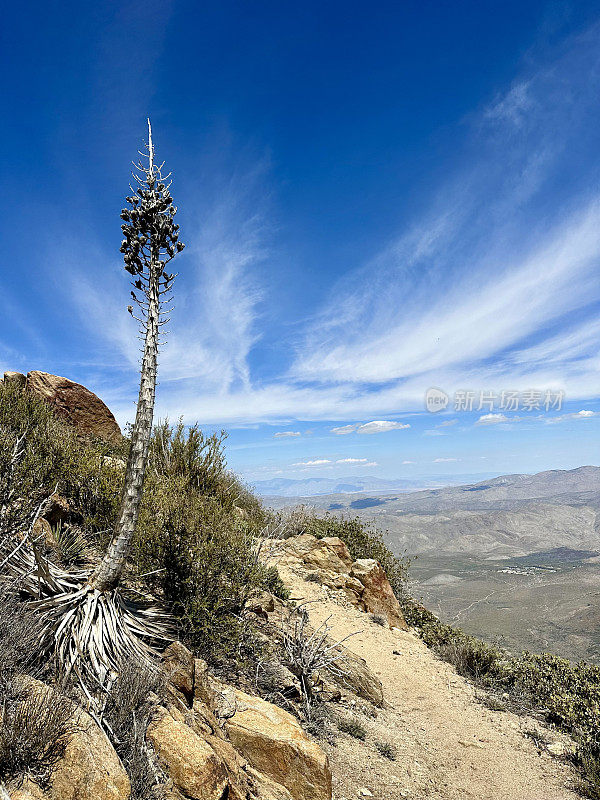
[92,120,184,591]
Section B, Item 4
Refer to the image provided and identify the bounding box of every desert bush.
[0,587,46,690]
[421,622,503,682]
[0,683,75,790]
[337,716,366,740]
[260,564,290,600]
[0,381,124,539]
[374,739,397,760]
[148,421,263,524]
[280,605,354,717]
[135,473,273,664]
[399,596,439,629]
[369,612,387,627]
[303,701,335,743]
[286,509,409,598]
[103,659,166,800]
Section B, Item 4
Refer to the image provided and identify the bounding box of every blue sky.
[2,1,600,486]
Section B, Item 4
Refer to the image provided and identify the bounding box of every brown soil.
[288,576,580,800]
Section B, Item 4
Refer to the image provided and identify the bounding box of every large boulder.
[350,559,408,629]
[49,709,130,800]
[225,689,331,800]
[26,371,121,441]
[146,707,228,800]
[325,647,384,707]
[247,767,294,800]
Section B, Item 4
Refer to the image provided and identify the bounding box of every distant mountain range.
[262,465,600,558]
[251,473,494,498]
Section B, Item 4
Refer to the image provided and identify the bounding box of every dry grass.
[0,683,75,789]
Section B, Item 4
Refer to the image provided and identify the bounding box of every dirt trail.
[291,578,580,800]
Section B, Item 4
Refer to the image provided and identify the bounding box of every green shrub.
[374,740,397,760]
[421,622,503,682]
[133,423,279,664]
[148,420,263,525]
[337,717,367,740]
[0,381,124,538]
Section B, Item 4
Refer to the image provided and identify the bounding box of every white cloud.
[476,413,510,425]
[52,25,600,432]
[273,431,301,438]
[331,420,411,435]
[294,202,600,386]
[358,420,411,434]
[331,423,359,435]
[437,419,458,428]
[433,457,459,462]
[402,460,415,464]
[292,459,332,466]
[546,409,598,424]
[336,458,369,464]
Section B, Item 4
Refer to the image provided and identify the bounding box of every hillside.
[265,466,600,661]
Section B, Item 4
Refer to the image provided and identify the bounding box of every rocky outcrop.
[25,371,121,441]
[350,559,407,629]
[272,534,408,630]
[225,689,332,800]
[146,707,230,800]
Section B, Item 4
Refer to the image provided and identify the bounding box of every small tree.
[91,120,184,591]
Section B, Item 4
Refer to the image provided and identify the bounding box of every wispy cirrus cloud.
[49,22,600,431]
[273,431,301,438]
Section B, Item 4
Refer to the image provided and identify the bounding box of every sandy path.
[290,578,580,800]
